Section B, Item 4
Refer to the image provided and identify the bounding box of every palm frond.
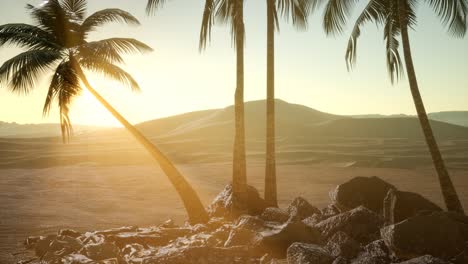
[426,0,467,37]
[216,0,245,48]
[43,59,81,143]
[199,0,216,50]
[277,0,319,30]
[81,9,140,35]
[80,58,140,92]
[323,0,359,35]
[78,38,152,64]
[146,0,170,15]
[0,23,60,50]
[0,50,62,94]
[345,0,385,69]
[62,0,87,20]
[384,14,404,84]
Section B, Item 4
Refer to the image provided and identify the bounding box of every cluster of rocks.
[22,176,468,264]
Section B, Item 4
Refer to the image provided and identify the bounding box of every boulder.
[208,184,268,219]
[287,243,334,264]
[381,211,465,260]
[330,177,396,213]
[224,228,260,248]
[42,236,84,262]
[107,232,171,248]
[236,215,269,231]
[333,257,349,264]
[81,241,119,261]
[321,204,341,219]
[61,254,94,264]
[351,240,391,264]
[383,189,442,225]
[260,220,323,258]
[396,255,453,264]
[59,229,82,238]
[34,235,57,257]
[261,207,290,223]
[303,214,324,227]
[315,206,383,243]
[326,231,360,259]
[287,197,321,221]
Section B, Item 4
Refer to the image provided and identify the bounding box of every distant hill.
[352,111,468,127]
[0,122,107,138]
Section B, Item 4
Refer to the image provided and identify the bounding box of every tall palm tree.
[199,0,249,215]
[264,0,317,207]
[323,0,467,214]
[0,0,208,223]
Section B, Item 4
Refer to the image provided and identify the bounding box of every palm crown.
[323,0,467,82]
[0,0,152,141]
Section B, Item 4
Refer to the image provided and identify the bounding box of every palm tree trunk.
[264,0,278,207]
[232,0,248,215]
[398,0,464,214]
[72,61,209,224]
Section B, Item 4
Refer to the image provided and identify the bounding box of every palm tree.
[264,0,317,207]
[323,0,467,214]
[199,0,249,215]
[0,0,208,223]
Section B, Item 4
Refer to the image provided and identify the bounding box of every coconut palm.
[323,0,467,213]
[0,0,208,223]
[264,0,318,207]
[199,0,249,214]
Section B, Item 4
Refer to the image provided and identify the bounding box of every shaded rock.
[287,197,321,221]
[322,204,341,219]
[326,231,360,259]
[303,214,324,227]
[224,228,260,248]
[260,220,322,258]
[24,236,43,249]
[381,211,465,260]
[160,219,177,228]
[333,257,349,264]
[261,207,290,223]
[383,189,442,225]
[208,184,268,219]
[59,229,82,238]
[34,235,56,257]
[61,254,94,264]
[351,240,391,264]
[330,176,396,213]
[81,241,119,261]
[42,236,84,262]
[316,206,383,243]
[107,232,171,248]
[287,243,333,264]
[236,215,268,231]
[96,226,138,236]
[396,255,453,264]
[141,246,256,264]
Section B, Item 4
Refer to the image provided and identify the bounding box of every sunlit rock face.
[21,177,468,264]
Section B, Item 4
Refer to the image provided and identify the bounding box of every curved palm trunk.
[73,62,209,224]
[398,0,464,214]
[232,0,248,215]
[264,0,278,207]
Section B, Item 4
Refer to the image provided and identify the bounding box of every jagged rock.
[383,189,442,225]
[208,184,268,219]
[224,228,260,248]
[141,245,256,264]
[351,240,391,264]
[34,235,57,256]
[326,231,360,259]
[160,219,177,228]
[61,254,94,264]
[333,257,349,264]
[59,229,82,238]
[381,211,465,260]
[107,232,171,248]
[236,215,269,231]
[287,197,321,221]
[316,206,383,243]
[396,255,453,264]
[322,204,341,218]
[81,241,119,261]
[287,243,334,264]
[302,214,324,227]
[96,226,138,236]
[42,236,84,262]
[330,176,396,213]
[24,236,43,249]
[261,207,290,223]
[260,220,323,257]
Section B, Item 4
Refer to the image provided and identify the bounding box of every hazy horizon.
[1,0,467,127]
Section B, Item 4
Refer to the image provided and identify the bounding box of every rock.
[381,211,465,260]
[316,206,383,243]
[330,176,396,213]
[396,255,453,264]
[224,228,260,248]
[351,240,391,264]
[260,220,322,258]
[333,257,349,264]
[287,197,321,221]
[42,236,84,262]
[141,245,256,264]
[326,231,360,259]
[261,207,290,223]
[107,232,171,248]
[160,219,177,228]
[236,215,269,231]
[24,236,43,249]
[383,189,442,225]
[208,184,268,219]
[34,235,56,257]
[303,214,324,227]
[287,243,334,264]
[322,204,341,218]
[81,241,119,261]
[95,226,138,236]
[59,229,82,238]
[61,254,94,264]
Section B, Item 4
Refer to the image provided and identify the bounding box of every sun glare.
[72,89,122,127]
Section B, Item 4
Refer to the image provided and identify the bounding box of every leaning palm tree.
[0,0,208,223]
[323,0,467,213]
[198,0,249,215]
[264,0,318,207]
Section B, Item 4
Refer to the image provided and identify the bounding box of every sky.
[0,0,467,126]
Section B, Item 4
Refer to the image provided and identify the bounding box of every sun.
[71,89,122,127]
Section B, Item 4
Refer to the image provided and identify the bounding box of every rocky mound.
[20,176,468,264]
